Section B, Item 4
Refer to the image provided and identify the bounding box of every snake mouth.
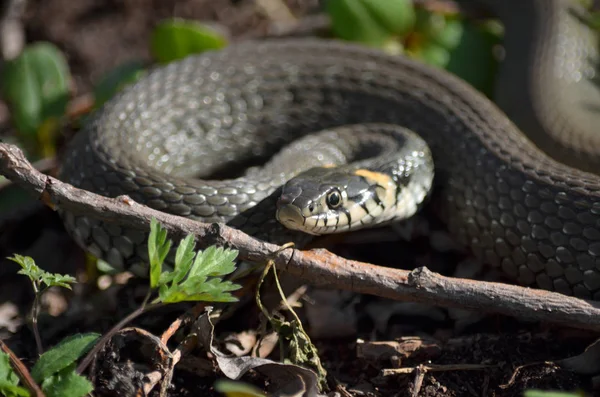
[276,204,305,230]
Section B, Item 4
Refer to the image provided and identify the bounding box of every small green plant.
[255,245,327,389]
[3,219,241,395]
[0,333,99,397]
[148,217,241,304]
[75,219,241,374]
[8,254,76,354]
[3,255,98,396]
[31,334,99,397]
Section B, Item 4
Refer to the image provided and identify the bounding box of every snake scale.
[59,0,600,299]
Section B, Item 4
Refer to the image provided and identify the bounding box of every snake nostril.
[277,193,297,208]
[278,186,302,207]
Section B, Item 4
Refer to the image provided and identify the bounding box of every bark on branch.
[2,142,600,330]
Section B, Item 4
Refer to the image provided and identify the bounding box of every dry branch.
[2,142,600,330]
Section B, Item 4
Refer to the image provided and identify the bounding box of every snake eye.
[326,190,342,209]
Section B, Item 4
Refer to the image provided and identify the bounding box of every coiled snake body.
[59,0,600,299]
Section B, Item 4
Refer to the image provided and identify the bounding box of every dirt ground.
[0,1,598,396]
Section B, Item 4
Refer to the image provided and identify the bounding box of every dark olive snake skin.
[60,0,600,299]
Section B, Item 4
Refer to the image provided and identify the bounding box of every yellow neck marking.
[354,169,392,188]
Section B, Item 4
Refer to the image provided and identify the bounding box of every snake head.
[276,166,405,235]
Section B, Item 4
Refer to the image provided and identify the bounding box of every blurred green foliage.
[1,19,230,159]
[327,0,415,46]
[325,0,502,95]
[214,379,267,397]
[523,390,585,397]
[0,20,229,212]
[0,1,504,165]
[151,19,228,63]
[2,42,70,156]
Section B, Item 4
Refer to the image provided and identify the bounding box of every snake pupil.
[326,190,342,208]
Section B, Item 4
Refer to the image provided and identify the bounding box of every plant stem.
[31,285,43,355]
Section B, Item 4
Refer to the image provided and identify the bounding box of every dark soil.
[1,1,598,396]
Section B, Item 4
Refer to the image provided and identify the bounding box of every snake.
[58,0,600,299]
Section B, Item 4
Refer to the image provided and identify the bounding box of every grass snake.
[59,0,600,299]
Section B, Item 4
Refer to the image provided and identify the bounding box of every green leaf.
[326,0,393,46]
[158,286,191,303]
[8,255,76,290]
[8,254,41,281]
[147,219,240,304]
[192,279,241,302]
[31,333,100,382]
[0,352,20,387]
[327,0,415,45]
[411,41,451,68]
[189,246,238,279]
[173,278,240,303]
[357,0,416,36]
[523,391,583,397]
[214,379,266,396]
[0,382,30,397]
[161,287,238,304]
[429,16,464,50]
[95,258,121,274]
[39,273,76,290]
[172,234,196,285]
[0,352,30,397]
[93,61,146,107]
[148,218,172,288]
[157,246,240,304]
[157,233,195,286]
[2,42,70,137]
[414,9,463,49]
[183,275,238,294]
[150,19,228,63]
[41,364,93,397]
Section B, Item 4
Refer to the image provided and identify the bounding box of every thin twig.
[2,142,600,331]
[382,363,497,376]
[160,302,208,345]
